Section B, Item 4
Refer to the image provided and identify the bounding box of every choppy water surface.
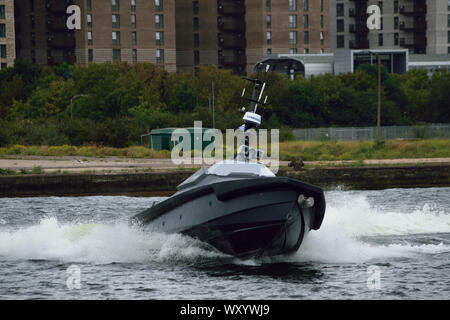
[0,188,449,299]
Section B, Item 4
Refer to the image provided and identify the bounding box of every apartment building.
[0,0,16,69]
[14,0,176,71]
[175,0,331,74]
[330,0,450,54]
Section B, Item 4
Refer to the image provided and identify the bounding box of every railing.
[400,37,426,47]
[349,39,369,49]
[217,1,245,15]
[219,55,246,66]
[349,24,368,34]
[399,5,427,15]
[292,124,450,141]
[46,17,68,31]
[45,0,74,13]
[47,36,76,48]
[399,21,427,31]
[218,19,245,32]
[218,36,246,48]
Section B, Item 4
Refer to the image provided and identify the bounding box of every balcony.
[47,35,76,48]
[349,8,355,17]
[218,55,246,66]
[217,18,245,32]
[399,21,427,32]
[218,36,246,48]
[46,17,68,31]
[400,37,426,48]
[217,1,245,16]
[349,39,369,49]
[46,0,75,13]
[399,5,427,15]
[349,24,369,34]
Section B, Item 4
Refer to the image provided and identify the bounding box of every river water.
[0,187,449,299]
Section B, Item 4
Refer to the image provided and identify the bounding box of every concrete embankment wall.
[0,164,449,197]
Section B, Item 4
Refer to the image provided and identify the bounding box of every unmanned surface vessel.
[131,65,326,258]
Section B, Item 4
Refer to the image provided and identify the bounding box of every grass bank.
[279,139,450,161]
[0,139,449,162]
[0,145,170,159]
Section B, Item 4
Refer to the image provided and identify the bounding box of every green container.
[149,127,216,151]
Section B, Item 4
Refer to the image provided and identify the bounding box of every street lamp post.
[377,54,381,140]
[70,94,87,120]
[360,51,382,140]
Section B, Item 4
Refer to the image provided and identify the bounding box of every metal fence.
[292,124,450,141]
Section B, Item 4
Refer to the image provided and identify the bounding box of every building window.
[87,14,92,28]
[448,14,450,27]
[113,49,121,62]
[112,31,120,45]
[266,48,272,55]
[320,31,324,45]
[87,0,92,11]
[193,1,199,14]
[1,63,6,69]
[337,35,344,48]
[448,0,450,11]
[31,50,36,63]
[320,0,323,12]
[290,48,297,54]
[31,16,35,29]
[378,33,383,46]
[378,1,383,14]
[303,0,308,11]
[156,31,164,45]
[112,14,120,28]
[31,32,35,46]
[132,31,137,45]
[87,31,93,45]
[337,19,344,32]
[132,49,137,62]
[0,24,5,38]
[0,44,6,58]
[112,0,120,11]
[155,15,163,28]
[194,17,199,30]
[394,33,399,45]
[448,47,450,54]
[336,3,344,17]
[289,15,296,28]
[320,15,324,28]
[394,16,399,29]
[194,50,199,65]
[194,33,199,47]
[155,0,163,11]
[266,0,271,12]
[30,0,35,12]
[448,30,450,43]
[88,49,93,63]
[156,49,164,63]
[394,0,398,13]
[289,31,297,44]
[131,14,136,28]
[303,31,309,44]
[131,0,136,12]
[0,5,5,19]
[267,15,271,28]
[303,48,309,54]
[266,31,271,44]
[289,0,296,12]
[303,15,308,28]
[380,17,383,30]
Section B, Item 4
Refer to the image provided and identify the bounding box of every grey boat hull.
[131,177,325,258]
